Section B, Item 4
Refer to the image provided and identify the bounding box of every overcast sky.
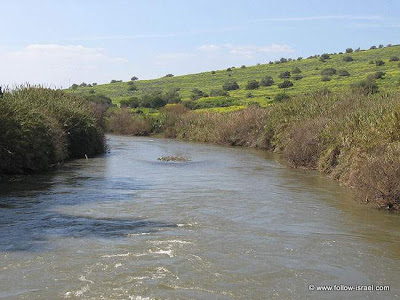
[1,0,399,88]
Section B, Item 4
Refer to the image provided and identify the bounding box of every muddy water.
[0,135,399,299]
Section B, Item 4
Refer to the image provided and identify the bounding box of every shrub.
[321,68,337,76]
[389,56,399,62]
[321,76,331,81]
[131,76,138,81]
[190,88,208,100]
[280,57,287,63]
[222,80,239,91]
[345,48,353,53]
[284,118,327,169]
[127,85,138,91]
[80,82,87,87]
[278,80,294,88]
[89,89,95,94]
[368,71,385,80]
[338,70,350,77]
[120,97,140,108]
[292,67,302,74]
[210,89,229,97]
[226,68,232,72]
[279,71,291,79]
[245,80,260,90]
[241,65,246,69]
[0,86,105,174]
[370,45,377,49]
[343,56,354,62]
[375,60,385,66]
[350,79,378,95]
[107,109,153,136]
[260,76,274,86]
[274,93,290,102]
[164,74,174,77]
[211,70,216,74]
[71,84,78,90]
[379,44,384,48]
[164,88,181,104]
[141,91,167,108]
[321,53,330,60]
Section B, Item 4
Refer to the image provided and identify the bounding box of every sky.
[1,0,399,88]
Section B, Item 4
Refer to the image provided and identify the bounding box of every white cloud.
[0,44,128,88]
[198,44,221,51]
[251,15,383,23]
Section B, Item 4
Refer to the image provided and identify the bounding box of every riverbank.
[107,91,400,211]
[0,86,106,175]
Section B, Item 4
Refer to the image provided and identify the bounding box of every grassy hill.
[68,45,400,111]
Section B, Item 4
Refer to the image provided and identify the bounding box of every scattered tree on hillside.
[190,88,208,100]
[245,80,260,90]
[222,80,239,91]
[164,74,174,78]
[71,84,78,90]
[346,48,353,53]
[260,76,274,86]
[131,76,138,81]
[279,71,291,79]
[321,68,337,76]
[278,80,294,88]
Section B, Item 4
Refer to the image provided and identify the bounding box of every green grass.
[67,45,400,109]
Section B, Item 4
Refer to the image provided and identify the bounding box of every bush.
[190,88,208,100]
[321,76,331,81]
[210,89,229,97]
[245,80,260,90]
[107,109,153,136]
[211,70,216,74]
[280,57,288,63]
[127,85,138,91]
[370,45,377,49]
[0,86,105,174]
[80,82,87,87]
[120,97,140,108]
[260,76,274,86]
[320,53,330,60]
[389,56,399,62]
[321,68,337,76]
[350,79,378,95]
[278,80,294,88]
[376,60,385,66]
[110,80,122,83]
[292,67,302,74]
[131,76,138,81]
[71,84,78,90]
[343,56,354,62]
[226,68,232,72]
[274,93,290,102]
[164,74,174,78]
[222,80,239,91]
[345,48,353,53]
[241,65,246,69]
[338,70,350,77]
[279,71,291,79]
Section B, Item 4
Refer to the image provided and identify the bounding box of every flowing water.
[1,135,400,299]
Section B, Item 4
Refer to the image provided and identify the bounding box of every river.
[0,135,399,299]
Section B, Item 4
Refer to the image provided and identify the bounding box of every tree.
[320,53,330,60]
[345,48,353,53]
[279,71,291,79]
[292,67,302,74]
[370,45,377,49]
[71,84,78,90]
[190,88,208,100]
[278,80,293,88]
[211,70,216,74]
[260,76,274,87]
[241,65,246,69]
[164,74,174,77]
[343,56,354,62]
[131,76,138,81]
[164,88,181,103]
[222,80,239,91]
[0,87,3,98]
[245,80,260,90]
[280,57,288,63]
[120,97,140,108]
[79,82,87,87]
[321,68,337,76]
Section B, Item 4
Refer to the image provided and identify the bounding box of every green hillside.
[68,45,400,111]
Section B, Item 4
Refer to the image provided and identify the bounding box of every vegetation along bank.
[0,86,106,176]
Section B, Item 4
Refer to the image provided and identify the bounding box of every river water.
[0,135,399,299]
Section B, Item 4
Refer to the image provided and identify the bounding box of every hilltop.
[68,45,400,112]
